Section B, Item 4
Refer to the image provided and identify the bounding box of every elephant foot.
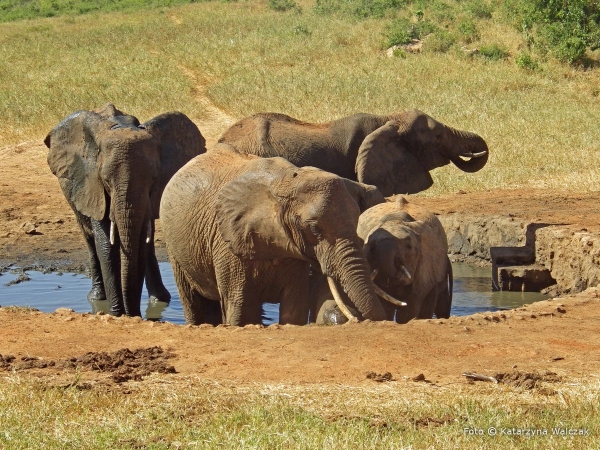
[87,285,107,302]
[148,287,171,304]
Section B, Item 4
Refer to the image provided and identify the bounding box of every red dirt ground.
[1,132,600,387]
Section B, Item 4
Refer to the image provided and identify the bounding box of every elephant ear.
[340,179,385,213]
[216,158,302,260]
[355,120,433,196]
[141,112,206,219]
[45,111,106,221]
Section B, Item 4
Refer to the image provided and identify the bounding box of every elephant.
[44,103,205,317]
[159,143,403,326]
[217,109,489,196]
[312,196,452,324]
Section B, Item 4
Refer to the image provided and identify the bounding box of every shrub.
[479,43,509,60]
[425,28,456,53]
[314,0,407,18]
[463,0,493,19]
[458,19,479,43]
[384,17,437,48]
[503,0,600,64]
[268,0,299,12]
[515,52,540,70]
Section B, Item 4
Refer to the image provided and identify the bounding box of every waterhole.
[0,262,548,325]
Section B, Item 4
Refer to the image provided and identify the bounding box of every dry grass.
[1,2,600,194]
[0,373,599,449]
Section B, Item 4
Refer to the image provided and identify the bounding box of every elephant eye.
[309,223,321,237]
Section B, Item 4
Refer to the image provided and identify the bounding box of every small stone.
[556,307,566,313]
[22,222,36,234]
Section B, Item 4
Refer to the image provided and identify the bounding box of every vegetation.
[1,0,600,197]
[0,375,599,449]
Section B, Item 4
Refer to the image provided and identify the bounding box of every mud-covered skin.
[160,144,389,326]
[44,104,205,317]
[218,109,489,196]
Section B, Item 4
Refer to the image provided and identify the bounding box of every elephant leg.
[91,218,124,316]
[434,257,453,319]
[144,221,171,303]
[72,209,106,302]
[172,258,221,325]
[279,261,310,325]
[417,288,438,320]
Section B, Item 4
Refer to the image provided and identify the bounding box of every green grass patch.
[0,376,599,449]
[1,1,600,194]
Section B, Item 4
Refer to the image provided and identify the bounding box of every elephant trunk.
[113,197,151,317]
[319,239,387,321]
[446,128,489,173]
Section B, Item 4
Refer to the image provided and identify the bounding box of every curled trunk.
[447,128,489,173]
[319,239,387,321]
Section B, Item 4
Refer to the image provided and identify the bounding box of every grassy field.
[0,374,599,449]
[1,0,600,194]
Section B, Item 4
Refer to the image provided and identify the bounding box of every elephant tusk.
[400,265,412,281]
[327,277,359,323]
[370,269,379,281]
[373,284,407,307]
[109,221,115,246]
[146,221,152,244]
[460,150,487,158]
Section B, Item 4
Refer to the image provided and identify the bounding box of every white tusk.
[400,265,412,281]
[370,269,379,281]
[109,221,115,246]
[460,150,487,158]
[327,277,359,323]
[373,284,407,307]
[146,221,152,244]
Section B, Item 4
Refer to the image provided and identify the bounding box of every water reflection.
[0,262,549,325]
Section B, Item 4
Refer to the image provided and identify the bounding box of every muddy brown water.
[0,262,548,325]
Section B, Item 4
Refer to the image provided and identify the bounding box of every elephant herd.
[44,104,489,326]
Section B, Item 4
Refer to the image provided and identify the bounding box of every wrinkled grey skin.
[160,144,388,326]
[312,196,452,324]
[45,104,205,317]
[218,109,489,196]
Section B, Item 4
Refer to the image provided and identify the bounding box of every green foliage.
[463,0,493,19]
[478,43,509,60]
[515,52,540,70]
[0,0,204,22]
[268,0,299,13]
[504,0,600,64]
[314,0,407,19]
[385,17,437,47]
[458,19,479,43]
[425,28,455,52]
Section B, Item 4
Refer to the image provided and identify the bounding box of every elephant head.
[213,152,392,322]
[45,104,205,316]
[355,109,489,196]
[357,196,452,323]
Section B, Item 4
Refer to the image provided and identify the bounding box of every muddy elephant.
[160,144,402,326]
[218,109,488,196]
[313,196,452,324]
[45,104,205,317]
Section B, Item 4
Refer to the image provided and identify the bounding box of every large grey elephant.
[45,104,205,317]
[218,109,489,196]
[313,196,452,324]
[160,144,401,326]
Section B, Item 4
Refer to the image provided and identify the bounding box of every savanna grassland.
[2,1,600,449]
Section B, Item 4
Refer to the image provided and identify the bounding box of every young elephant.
[160,144,401,326]
[45,104,205,317]
[313,196,452,324]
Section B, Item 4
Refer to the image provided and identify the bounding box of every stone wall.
[438,214,600,294]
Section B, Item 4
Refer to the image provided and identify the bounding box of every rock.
[21,222,37,234]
